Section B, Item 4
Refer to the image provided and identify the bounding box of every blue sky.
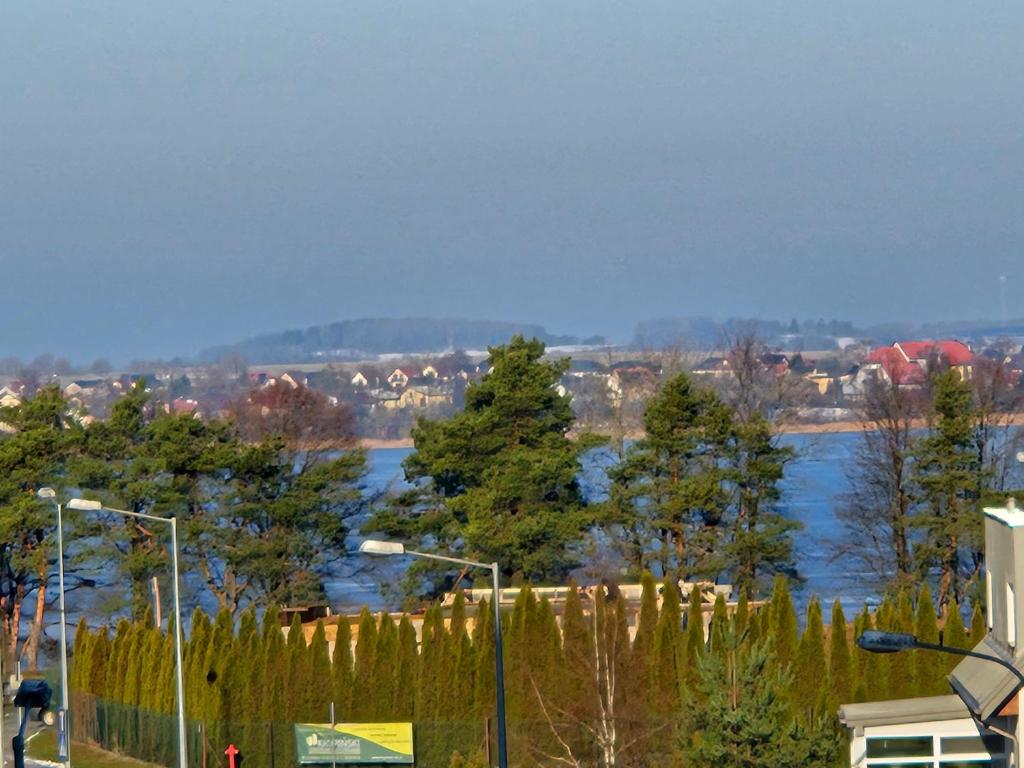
[2,2,1022,362]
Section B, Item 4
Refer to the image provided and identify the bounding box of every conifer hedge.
[69,578,972,768]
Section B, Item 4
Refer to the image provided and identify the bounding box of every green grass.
[25,728,164,768]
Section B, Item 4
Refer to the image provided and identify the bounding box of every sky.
[2,2,1023,363]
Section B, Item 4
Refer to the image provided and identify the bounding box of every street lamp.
[856,630,1024,688]
[63,498,189,768]
[359,540,509,768]
[36,487,71,768]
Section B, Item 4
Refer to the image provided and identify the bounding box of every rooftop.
[983,499,1024,528]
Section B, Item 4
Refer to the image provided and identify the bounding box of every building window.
[1007,582,1015,647]
[987,568,993,629]
[864,733,1007,767]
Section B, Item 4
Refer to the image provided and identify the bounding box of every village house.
[861,340,975,390]
[387,366,421,389]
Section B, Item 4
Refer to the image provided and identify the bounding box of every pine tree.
[683,637,809,768]
[828,599,852,708]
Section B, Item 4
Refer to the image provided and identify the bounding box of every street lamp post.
[359,540,508,768]
[857,630,1024,688]
[64,499,188,768]
[36,488,71,768]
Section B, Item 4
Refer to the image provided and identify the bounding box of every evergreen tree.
[285,614,310,723]
[828,599,852,707]
[793,598,826,723]
[308,620,332,722]
[331,617,355,720]
[372,613,399,720]
[970,602,985,640]
[734,591,750,637]
[353,608,378,720]
[912,370,987,608]
[913,585,944,696]
[607,373,733,579]
[943,600,970,673]
[769,575,798,670]
[394,616,418,720]
[369,336,593,582]
[724,414,800,596]
[683,636,810,768]
[888,592,916,698]
[471,596,496,720]
[710,594,729,657]
[653,580,683,710]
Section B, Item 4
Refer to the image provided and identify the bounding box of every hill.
[200,317,578,363]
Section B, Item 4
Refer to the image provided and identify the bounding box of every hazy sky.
[2,2,1022,362]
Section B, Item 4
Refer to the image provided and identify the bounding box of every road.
[1,705,57,768]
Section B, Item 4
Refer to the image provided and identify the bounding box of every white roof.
[984,501,1024,528]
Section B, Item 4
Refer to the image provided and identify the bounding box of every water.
[353,432,869,612]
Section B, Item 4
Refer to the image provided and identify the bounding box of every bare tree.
[834,378,925,589]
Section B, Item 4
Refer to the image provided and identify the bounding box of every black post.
[491,563,508,768]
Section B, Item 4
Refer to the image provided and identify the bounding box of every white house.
[839,499,1024,767]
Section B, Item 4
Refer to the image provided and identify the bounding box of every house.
[387,367,421,389]
[864,340,975,387]
[350,368,384,389]
[397,386,451,409]
[692,357,732,377]
[839,498,1024,767]
[63,379,106,398]
[0,386,22,408]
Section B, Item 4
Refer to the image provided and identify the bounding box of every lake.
[345,431,873,613]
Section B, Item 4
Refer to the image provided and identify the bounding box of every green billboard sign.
[294,723,414,764]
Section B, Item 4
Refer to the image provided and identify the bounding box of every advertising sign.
[294,723,414,764]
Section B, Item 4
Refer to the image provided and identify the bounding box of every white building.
[839,499,1024,767]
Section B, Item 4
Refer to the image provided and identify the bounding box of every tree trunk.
[25,577,46,671]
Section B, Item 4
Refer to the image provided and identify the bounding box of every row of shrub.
[69,575,982,768]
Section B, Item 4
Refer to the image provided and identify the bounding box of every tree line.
[1,380,367,669]
[68,575,983,768]
[4,334,1012,675]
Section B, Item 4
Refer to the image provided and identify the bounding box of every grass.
[25,728,164,768]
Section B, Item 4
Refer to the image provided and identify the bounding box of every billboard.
[294,723,414,764]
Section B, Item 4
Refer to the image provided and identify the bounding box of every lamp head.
[857,630,918,653]
[67,498,103,511]
[36,488,56,500]
[14,679,52,709]
[359,540,406,556]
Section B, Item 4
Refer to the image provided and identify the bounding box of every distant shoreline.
[358,413,1024,450]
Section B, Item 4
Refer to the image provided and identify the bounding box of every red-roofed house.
[864,340,974,386]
